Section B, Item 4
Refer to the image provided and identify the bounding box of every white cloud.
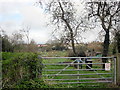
[20,5,48,28]
[0,0,102,44]
[29,29,52,44]
[0,0,36,3]
[0,0,52,44]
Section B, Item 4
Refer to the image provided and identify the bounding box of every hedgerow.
[2,52,47,88]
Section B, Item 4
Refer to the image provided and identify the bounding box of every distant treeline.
[0,33,38,52]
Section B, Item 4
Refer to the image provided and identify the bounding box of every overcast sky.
[0,0,101,44]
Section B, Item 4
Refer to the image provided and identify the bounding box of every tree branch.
[58,1,65,19]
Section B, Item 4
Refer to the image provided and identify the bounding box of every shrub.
[2,52,43,88]
[68,46,86,58]
[14,79,50,89]
[52,44,68,51]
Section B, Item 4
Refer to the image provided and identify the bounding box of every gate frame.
[41,56,116,84]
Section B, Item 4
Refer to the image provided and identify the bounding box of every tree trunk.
[70,31,76,55]
[116,53,120,85]
[102,30,110,69]
[63,18,76,55]
[58,2,76,55]
[116,31,120,53]
[118,42,120,53]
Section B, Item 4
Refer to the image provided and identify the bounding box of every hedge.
[2,52,43,88]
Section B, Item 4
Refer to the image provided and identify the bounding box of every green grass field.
[39,51,118,88]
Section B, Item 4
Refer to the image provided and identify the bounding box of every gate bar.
[42,57,113,59]
[43,63,107,65]
[44,77,112,81]
[43,73,112,76]
[43,69,105,71]
[51,81,112,84]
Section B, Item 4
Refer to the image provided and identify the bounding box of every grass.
[39,51,117,88]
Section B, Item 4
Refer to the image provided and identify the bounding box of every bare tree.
[39,0,83,55]
[20,26,30,45]
[28,39,38,52]
[11,31,24,45]
[10,31,24,52]
[87,0,120,68]
[114,25,120,53]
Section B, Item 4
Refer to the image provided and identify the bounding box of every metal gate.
[41,57,116,85]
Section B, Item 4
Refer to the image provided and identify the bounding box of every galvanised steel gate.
[41,57,116,85]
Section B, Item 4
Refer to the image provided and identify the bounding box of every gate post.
[116,53,120,85]
[38,55,43,78]
[77,59,80,80]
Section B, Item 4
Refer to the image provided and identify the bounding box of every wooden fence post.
[116,53,120,85]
